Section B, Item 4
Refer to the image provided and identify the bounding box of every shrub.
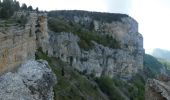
[16,15,28,27]
[96,76,125,100]
[48,18,71,32]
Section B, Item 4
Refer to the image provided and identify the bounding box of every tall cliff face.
[0,12,56,100]
[0,10,145,99]
[0,10,144,79]
[0,12,48,74]
[47,11,144,79]
[0,13,36,74]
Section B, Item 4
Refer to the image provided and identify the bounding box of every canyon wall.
[0,11,144,79]
[47,11,145,79]
[0,12,47,74]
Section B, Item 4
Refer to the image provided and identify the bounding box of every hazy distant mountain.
[152,48,170,60]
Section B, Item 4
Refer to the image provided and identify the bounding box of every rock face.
[47,11,144,78]
[0,60,56,100]
[0,10,145,99]
[0,10,144,79]
[0,26,36,74]
[36,13,50,53]
[145,76,170,100]
[0,10,145,82]
[0,12,48,74]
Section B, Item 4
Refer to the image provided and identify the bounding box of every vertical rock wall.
[0,12,47,74]
[47,13,144,79]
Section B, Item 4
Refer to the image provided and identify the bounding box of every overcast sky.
[17,0,170,53]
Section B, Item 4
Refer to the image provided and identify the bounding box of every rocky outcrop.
[36,13,50,53]
[47,12,144,79]
[0,60,56,100]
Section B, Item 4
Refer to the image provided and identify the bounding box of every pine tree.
[21,3,27,10]
[35,7,39,12]
[0,0,14,18]
[13,0,20,11]
[28,6,33,11]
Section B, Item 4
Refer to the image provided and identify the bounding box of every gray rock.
[45,15,144,79]
[0,60,57,100]
[145,78,170,100]
[48,31,144,79]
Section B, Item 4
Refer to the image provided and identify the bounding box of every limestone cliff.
[0,12,48,74]
[0,10,144,79]
[0,11,56,100]
[47,10,144,79]
[0,10,145,100]
[0,12,36,74]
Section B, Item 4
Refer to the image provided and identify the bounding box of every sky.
[17,0,170,53]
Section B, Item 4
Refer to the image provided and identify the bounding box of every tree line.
[0,0,38,19]
[48,10,129,23]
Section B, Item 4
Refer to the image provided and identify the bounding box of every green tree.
[21,3,27,10]
[17,15,27,27]
[28,5,33,11]
[0,0,14,18]
[13,0,20,11]
[0,0,1,16]
[35,7,39,12]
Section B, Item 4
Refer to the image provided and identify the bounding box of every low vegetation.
[157,58,170,74]
[96,75,145,100]
[143,54,164,78]
[95,76,125,100]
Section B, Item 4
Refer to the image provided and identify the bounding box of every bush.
[96,76,125,100]
[48,18,72,33]
[17,15,28,27]
[144,54,165,78]
[96,75,145,100]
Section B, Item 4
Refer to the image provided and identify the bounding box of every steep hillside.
[150,48,170,75]
[143,54,165,78]
[144,54,170,100]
